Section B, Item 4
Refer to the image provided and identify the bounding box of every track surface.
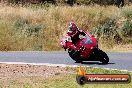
[0,52,132,71]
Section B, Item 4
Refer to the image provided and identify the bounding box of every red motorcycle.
[60,31,109,64]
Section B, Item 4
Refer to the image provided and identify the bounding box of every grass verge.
[0,65,131,88]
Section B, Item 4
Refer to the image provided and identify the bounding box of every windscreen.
[82,36,92,44]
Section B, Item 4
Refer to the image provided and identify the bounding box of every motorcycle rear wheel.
[100,51,109,64]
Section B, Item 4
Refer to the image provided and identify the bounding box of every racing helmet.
[68,21,78,33]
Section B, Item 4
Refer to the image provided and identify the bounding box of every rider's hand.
[75,47,80,52]
[81,46,85,51]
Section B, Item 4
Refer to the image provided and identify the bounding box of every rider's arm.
[65,35,79,51]
[78,29,86,36]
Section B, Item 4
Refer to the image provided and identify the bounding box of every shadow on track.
[80,62,115,65]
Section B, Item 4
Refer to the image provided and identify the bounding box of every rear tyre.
[102,52,109,64]
[68,49,82,63]
[100,50,109,64]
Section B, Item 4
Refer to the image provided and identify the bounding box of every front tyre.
[68,49,82,63]
[93,48,109,64]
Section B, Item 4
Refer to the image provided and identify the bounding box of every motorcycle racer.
[60,22,109,63]
[65,21,86,51]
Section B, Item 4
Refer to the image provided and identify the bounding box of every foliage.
[1,0,124,5]
[76,0,115,5]
[14,18,42,37]
[0,4,132,51]
[93,19,122,47]
[121,20,132,37]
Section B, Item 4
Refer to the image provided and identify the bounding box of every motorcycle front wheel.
[93,48,109,64]
[68,49,82,63]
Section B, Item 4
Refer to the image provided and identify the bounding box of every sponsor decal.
[76,66,131,85]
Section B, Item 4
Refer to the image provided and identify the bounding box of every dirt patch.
[0,64,75,81]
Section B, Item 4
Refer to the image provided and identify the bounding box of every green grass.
[0,67,131,88]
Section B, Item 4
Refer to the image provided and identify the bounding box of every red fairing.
[60,30,97,59]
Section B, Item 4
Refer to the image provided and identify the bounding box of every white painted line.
[0,62,132,72]
[0,62,79,67]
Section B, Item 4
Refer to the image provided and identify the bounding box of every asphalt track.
[0,51,132,71]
